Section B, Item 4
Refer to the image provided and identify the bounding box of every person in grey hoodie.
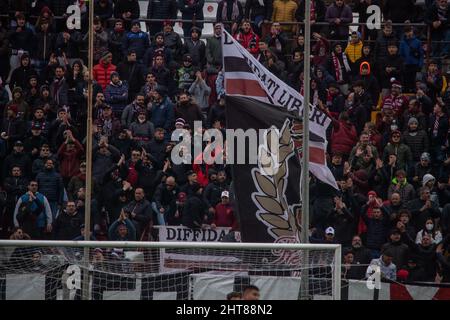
[188,70,211,112]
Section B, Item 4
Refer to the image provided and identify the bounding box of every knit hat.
[420,152,431,161]
[408,117,418,126]
[422,174,435,187]
[110,71,119,80]
[101,51,112,60]
[183,53,193,62]
[131,19,140,26]
[175,118,186,127]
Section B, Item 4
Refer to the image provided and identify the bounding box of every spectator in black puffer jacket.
[381,228,410,269]
[203,170,229,215]
[53,201,84,240]
[146,0,178,37]
[361,205,390,258]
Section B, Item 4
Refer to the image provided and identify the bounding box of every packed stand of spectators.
[0,0,449,284]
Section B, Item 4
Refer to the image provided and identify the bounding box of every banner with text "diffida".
[222,30,338,190]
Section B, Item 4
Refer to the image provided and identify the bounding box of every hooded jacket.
[57,139,84,179]
[382,134,413,170]
[183,27,206,68]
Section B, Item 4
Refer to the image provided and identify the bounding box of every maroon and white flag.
[222,30,338,189]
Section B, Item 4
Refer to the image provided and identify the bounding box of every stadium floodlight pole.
[300,0,312,300]
[82,0,95,301]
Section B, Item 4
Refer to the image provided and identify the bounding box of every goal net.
[0,240,341,300]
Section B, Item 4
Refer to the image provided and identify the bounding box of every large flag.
[222,30,338,190]
[226,95,303,244]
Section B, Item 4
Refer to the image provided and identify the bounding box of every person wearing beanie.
[402,116,429,163]
[122,19,149,61]
[401,98,428,132]
[411,152,434,190]
[177,53,197,92]
[104,71,129,116]
[353,60,380,106]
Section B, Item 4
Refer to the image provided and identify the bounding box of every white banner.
[156,226,234,272]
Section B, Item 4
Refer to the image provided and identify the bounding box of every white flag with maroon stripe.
[222,30,338,190]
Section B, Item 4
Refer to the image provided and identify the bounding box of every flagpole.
[82,0,94,301]
[300,0,311,300]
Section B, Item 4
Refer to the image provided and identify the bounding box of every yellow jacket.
[272,0,298,32]
[344,41,363,63]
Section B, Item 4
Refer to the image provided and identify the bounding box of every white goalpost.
[0,240,341,300]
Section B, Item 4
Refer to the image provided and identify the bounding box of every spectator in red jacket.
[57,130,84,185]
[93,51,117,90]
[211,191,235,228]
[234,19,260,57]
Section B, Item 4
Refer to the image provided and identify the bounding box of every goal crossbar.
[0,240,342,300]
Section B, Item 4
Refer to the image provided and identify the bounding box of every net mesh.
[0,243,339,300]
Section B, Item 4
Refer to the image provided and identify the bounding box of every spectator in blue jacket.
[108,209,137,241]
[399,26,424,93]
[150,85,175,133]
[105,71,129,117]
[35,158,64,220]
[122,19,150,61]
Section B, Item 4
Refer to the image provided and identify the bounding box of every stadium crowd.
[0,0,449,284]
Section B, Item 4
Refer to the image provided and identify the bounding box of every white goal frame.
[0,240,341,300]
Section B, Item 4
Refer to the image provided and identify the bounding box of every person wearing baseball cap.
[323,226,336,244]
[211,190,235,229]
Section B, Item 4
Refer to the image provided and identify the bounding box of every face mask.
[426,223,434,231]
